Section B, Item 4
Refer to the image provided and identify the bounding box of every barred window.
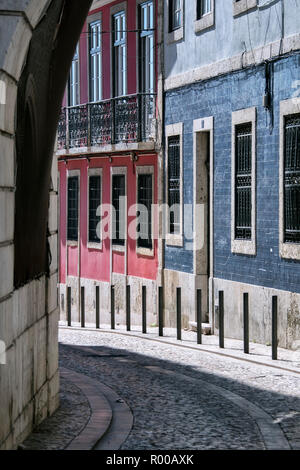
[197,0,211,19]
[168,135,181,234]
[67,176,79,241]
[137,174,153,249]
[284,114,300,243]
[235,123,252,240]
[89,175,101,243]
[169,0,182,32]
[112,175,126,245]
[89,20,102,103]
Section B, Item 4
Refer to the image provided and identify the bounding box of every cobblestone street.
[24,327,300,451]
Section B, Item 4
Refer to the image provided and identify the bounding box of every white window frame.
[167,0,184,44]
[89,17,102,103]
[231,107,256,255]
[66,169,80,247]
[112,7,127,97]
[87,168,103,250]
[165,122,184,247]
[279,98,300,260]
[195,0,214,33]
[111,166,127,252]
[233,0,257,17]
[68,44,80,107]
[136,165,155,257]
[138,0,155,94]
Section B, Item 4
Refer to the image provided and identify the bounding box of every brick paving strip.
[61,367,133,450]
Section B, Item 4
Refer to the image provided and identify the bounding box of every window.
[139,1,154,94]
[67,176,79,241]
[112,174,126,246]
[231,107,256,255]
[284,115,300,244]
[68,44,79,107]
[137,172,153,250]
[197,0,211,19]
[169,0,182,31]
[113,11,127,97]
[235,123,252,240]
[88,172,102,244]
[89,20,102,103]
[168,136,181,235]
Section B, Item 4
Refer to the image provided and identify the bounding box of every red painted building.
[57,0,162,326]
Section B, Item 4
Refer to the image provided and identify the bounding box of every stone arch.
[0,0,92,449]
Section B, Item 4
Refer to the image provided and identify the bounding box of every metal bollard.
[243,293,249,354]
[81,286,85,328]
[177,288,182,341]
[219,291,224,349]
[126,285,131,332]
[96,286,100,329]
[272,296,278,360]
[158,286,164,337]
[111,285,115,330]
[142,286,147,334]
[197,289,202,345]
[67,286,72,327]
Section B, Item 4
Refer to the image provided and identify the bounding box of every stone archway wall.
[0,0,91,449]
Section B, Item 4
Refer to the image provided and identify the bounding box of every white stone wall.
[0,0,59,450]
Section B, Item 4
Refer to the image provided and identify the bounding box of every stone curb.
[59,326,300,376]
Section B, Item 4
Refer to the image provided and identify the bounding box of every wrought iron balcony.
[57,93,156,151]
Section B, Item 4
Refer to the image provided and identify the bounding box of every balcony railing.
[57,93,156,151]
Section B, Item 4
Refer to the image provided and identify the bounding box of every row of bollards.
[66,285,279,361]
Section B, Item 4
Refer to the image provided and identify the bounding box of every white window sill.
[280,242,300,261]
[112,244,125,253]
[136,246,154,257]
[233,0,257,17]
[67,240,78,247]
[87,241,103,251]
[166,234,184,247]
[231,239,256,256]
[194,11,214,33]
[167,27,184,44]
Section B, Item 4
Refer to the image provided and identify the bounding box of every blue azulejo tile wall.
[164,54,300,293]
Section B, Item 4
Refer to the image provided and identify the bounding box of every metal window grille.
[137,174,153,249]
[89,175,101,243]
[197,0,212,20]
[89,20,102,103]
[284,114,300,243]
[112,175,126,245]
[235,123,252,240]
[168,135,181,235]
[169,0,181,32]
[67,176,79,241]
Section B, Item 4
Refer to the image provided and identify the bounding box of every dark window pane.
[284,114,300,243]
[168,135,181,235]
[89,175,101,243]
[137,174,153,249]
[235,123,252,240]
[67,176,79,241]
[112,175,126,245]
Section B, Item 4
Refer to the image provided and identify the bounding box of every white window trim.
[136,165,155,257]
[67,169,80,247]
[233,0,257,17]
[87,13,103,103]
[279,98,300,260]
[166,0,184,44]
[194,0,214,33]
[165,122,184,247]
[111,166,127,253]
[231,107,256,255]
[87,168,103,250]
[110,2,128,98]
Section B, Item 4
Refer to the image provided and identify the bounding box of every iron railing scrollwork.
[57,93,156,150]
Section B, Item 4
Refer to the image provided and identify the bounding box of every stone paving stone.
[22,376,91,450]
[58,328,300,450]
